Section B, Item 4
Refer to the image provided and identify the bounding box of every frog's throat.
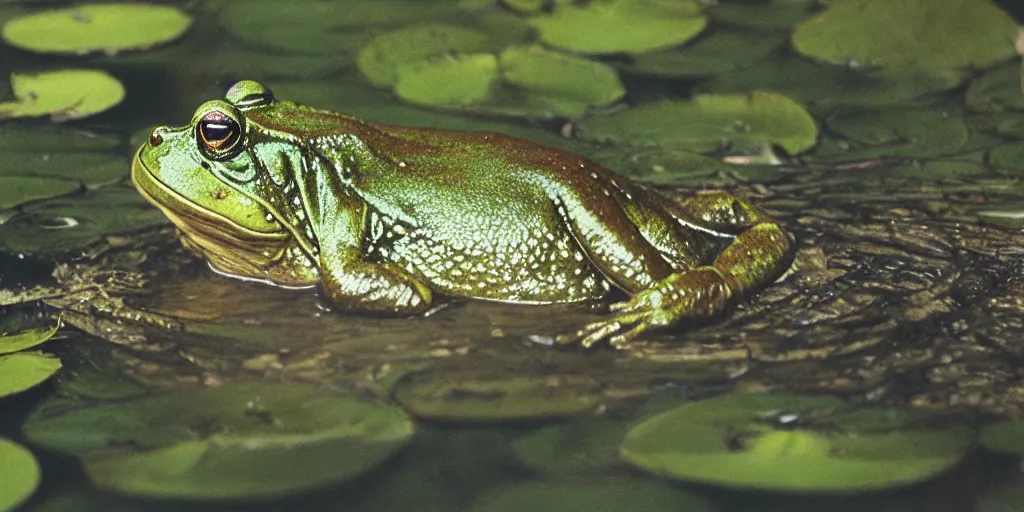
[131,153,297,281]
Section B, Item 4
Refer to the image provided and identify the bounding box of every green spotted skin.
[131,80,795,348]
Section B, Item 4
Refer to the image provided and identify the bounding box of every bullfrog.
[131,80,794,348]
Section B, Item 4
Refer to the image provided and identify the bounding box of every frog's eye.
[196,110,243,159]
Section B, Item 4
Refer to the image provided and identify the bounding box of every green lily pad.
[2,4,192,55]
[530,0,708,55]
[0,439,40,512]
[472,479,716,512]
[0,152,128,188]
[0,186,168,256]
[979,420,1024,455]
[577,91,818,155]
[966,61,1024,113]
[708,0,816,29]
[24,381,414,500]
[619,393,972,492]
[792,0,1018,74]
[513,419,631,475]
[0,321,58,355]
[624,30,786,78]
[0,125,121,152]
[978,474,1024,512]
[988,141,1024,172]
[703,56,964,113]
[393,373,602,421]
[215,0,461,54]
[816,106,971,161]
[499,45,624,116]
[395,54,499,107]
[357,24,495,88]
[0,352,62,398]
[0,177,80,211]
[0,69,125,122]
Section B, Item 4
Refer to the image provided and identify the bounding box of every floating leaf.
[513,419,630,475]
[0,151,128,188]
[529,0,707,54]
[0,352,62,398]
[394,54,499,107]
[0,177,80,211]
[0,186,168,256]
[216,0,461,54]
[0,439,40,512]
[577,91,818,155]
[624,30,785,78]
[792,0,1017,74]
[816,105,971,161]
[988,141,1024,173]
[2,4,192,55]
[0,69,125,122]
[0,125,120,152]
[966,61,1024,113]
[24,381,414,500]
[357,24,494,88]
[0,320,59,354]
[394,373,602,421]
[472,479,716,512]
[499,45,624,116]
[708,0,816,29]
[619,393,972,492]
[703,56,963,113]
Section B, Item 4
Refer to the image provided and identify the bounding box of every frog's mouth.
[131,151,315,287]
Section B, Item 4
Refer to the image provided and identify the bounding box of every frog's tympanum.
[132,80,794,348]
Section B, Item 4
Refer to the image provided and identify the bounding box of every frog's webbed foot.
[556,267,733,349]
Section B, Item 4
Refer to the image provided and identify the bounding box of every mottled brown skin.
[132,80,795,348]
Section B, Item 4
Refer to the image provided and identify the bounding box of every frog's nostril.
[149,128,164,147]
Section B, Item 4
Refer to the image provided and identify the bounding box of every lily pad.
[977,475,1024,512]
[0,439,40,512]
[988,141,1024,173]
[357,24,495,88]
[394,54,499,107]
[0,352,62,398]
[393,373,603,421]
[577,91,818,155]
[816,105,972,161]
[471,479,716,512]
[979,420,1024,455]
[0,321,58,354]
[0,177,80,211]
[2,4,192,55]
[619,393,972,492]
[0,69,125,122]
[513,419,630,475]
[0,186,168,256]
[703,56,964,113]
[529,0,708,55]
[792,0,1018,74]
[0,125,121,152]
[0,152,128,188]
[215,0,461,54]
[708,0,816,29]
[24,381,414,499]
[624,30,786,78]
[966,61,1024,113]
[499,45,624,116]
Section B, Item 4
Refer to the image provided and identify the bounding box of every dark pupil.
[199,114,239,150]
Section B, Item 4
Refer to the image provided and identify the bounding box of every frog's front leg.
[562,191,794,349]
[319,247,433,315]
[299,163,432,315]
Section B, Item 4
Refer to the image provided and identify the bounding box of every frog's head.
[131,80,319,288]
